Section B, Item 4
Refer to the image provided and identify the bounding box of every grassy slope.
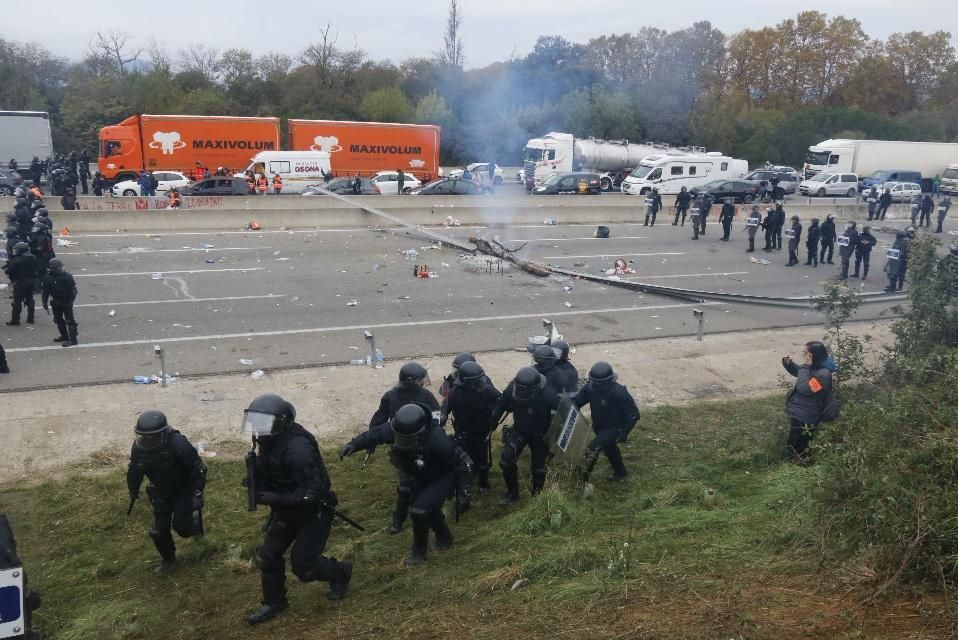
[2,396,952,640]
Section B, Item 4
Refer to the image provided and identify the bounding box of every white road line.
[58,247,270,255]
[508,236,648,242]
[542,252,686,259]
[74,268,265,278]
[69,229,369,238]
[621,271,749,280]
[76,294,285,308]
[5,301,725,353]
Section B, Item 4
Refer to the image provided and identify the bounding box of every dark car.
[303,176,378,196]
[691,179,761,203]
[742,169,798,194]
[409,178,487,195]
[180,176,248,196]
[531,172,602,195]
[0,169,23,196]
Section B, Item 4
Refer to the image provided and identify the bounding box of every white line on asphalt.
[5,301,725,353]
[69,229,369,238]
[58,247,270,255]
[75,294,286,308]
[508,236,648,242]
[542,252,686,259]
[74,268,265,278]
[621,271,749,280]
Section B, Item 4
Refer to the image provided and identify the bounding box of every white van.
[246,151,331,194]
[620,153,748,195]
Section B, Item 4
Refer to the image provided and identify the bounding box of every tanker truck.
[520,132,703,191]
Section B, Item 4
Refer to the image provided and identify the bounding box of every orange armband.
[808,377,823,393]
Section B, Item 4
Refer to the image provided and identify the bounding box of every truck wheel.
[0,185,12,196]
[744,194,754,203]
[846,188,856,197]
[817,188,826,197]
[123,189,137,196]
[600,177,613,192]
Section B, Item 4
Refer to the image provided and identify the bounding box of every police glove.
[256,492,281,506]
[457,492,471,514]
[192,492,204,510]
[339,442,357,460]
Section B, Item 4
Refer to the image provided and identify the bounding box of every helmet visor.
[464,375,485,391]
[392,429,423,453]
[242,411,278,437]
[590,378,614,395]
[135,431,167,451]
[514,383,538,402]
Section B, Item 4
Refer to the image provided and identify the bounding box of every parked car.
[370,171,422,195]
[691,179,762,203]
[530,172,603,195]
[409,178,488,195]
[0,169,22,196]
[798,172,859,197]
[448,163,504,185]
[302,177,378,196]
[111,171,190,196]
[742,168,799,194]
[881,181,922,202]
[180,176,248,196]
[860,169,922,193]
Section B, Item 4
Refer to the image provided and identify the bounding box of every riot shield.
[545,395,592,491]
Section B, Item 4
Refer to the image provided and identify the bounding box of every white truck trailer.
[0,111,53,178]
[803,138,958,186]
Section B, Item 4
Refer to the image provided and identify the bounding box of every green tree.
[361,87,413,123]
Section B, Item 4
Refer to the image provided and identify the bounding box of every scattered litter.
[348,346,359,350]
[250,369,266,380]
[401,249,419,259]
[350,359,367,365]
[949,230,958,236]
[108,310,116,317]
[511,579,529,591]
[59,228,70,236]
[55,238,78,247]
[244,220,261,231]
[273,250,281,256]
[133,374,177,384]
[275,257,290,262]
[422,244,441,250]
[205,259,215,264]
[749,257,771,265]
[563,285,574,291]
[346,300,360,306]
[564,301,574,308]
[444,216,461,226]
[239,359,255,365]
[573,261,587,267]
[373,264,383,271]
[150,273,163,280]
[290,296,300,302]
[441,262,450,267]
[198,243,215,249]
[196,442,218,458]
[124,247,147,253]
[543,218,557,225]
[605,258,635,275]
[595,225,610,238]
[398,295,411,300]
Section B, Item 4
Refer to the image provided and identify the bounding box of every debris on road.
[250,369,266,380]
[347,300,360,306]
[564,301,574,308]
[55,238,78,247]
[239,359,254,365]
[198,243,215,249]
[133,374,177,384]
[470,236,550,277]
[401,249,419,259]
[244,220,261,231]
[275,257,290,262]
[205,259,215,264]
[543,218,557,225]
[150,273,163,280]
[749,257,771,265]
[196,441,217,458]
[108,310,116,317]
[605,258,635,275]
[444,216,461,227]
[595,225,610,238]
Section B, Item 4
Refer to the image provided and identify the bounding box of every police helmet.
[12,242,28,255]
[811,218,819,224]
[451,352,476,371]
[862,225,871,234]
[532,344,557,370]
[5,213,15,223]
[552,340,570,361]
[458,361,486,390]
[905,225,916,238]
[588,361,617,394]
[242,393,296,438]
[791,215,799,221]
[513,366,545,402]
[36,208,48,217]
[391,403,431,452]
[48,258,63,272]
[4,226,18,237]
[827,214,835,220]
[134,410,172,451]
[724,197,733,204]
[398,361,429,389]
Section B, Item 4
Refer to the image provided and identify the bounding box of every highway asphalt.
[0,216,904,392]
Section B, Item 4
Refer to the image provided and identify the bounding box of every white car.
[370,171,422,195]
[448,163,504,185]
[111,171,190,197]
[798,171,859,197]
[882,181,922,202]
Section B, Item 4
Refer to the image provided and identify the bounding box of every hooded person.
[838,220,860,280]
[782,342,832,461]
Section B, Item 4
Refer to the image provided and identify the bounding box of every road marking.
[542,252,686,259]
[75,294,286,308]
[69,229,369,238]
[621,271,749,280]
[5,301,725,353]
[508,236,648,242]
[74,268,265,278]
[58,247,270,255]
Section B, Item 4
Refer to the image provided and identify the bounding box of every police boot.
[25,300,34,324]
[247,601,288,625]
[531,467,547,496]
[862,265,869,280]
[0,345,9,374]
[148,528,176,573]
[498,463,520,506]
[326,560,353,602]
[477,468,490,495]
[431,511,454,550]
[62,323,78,347]
[404,511,430,566]
[6,302,20,326]
[643,215,649,226]
[54,318,68,342]
[388,490,410,534]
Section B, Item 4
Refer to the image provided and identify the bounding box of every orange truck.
[98,114,281,183]
[288,120,441,181]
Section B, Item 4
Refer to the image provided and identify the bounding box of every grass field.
[2,395,953,640]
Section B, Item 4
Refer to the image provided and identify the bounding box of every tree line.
[1,9,956,168]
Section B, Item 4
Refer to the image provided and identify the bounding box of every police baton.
[322,502,365,532]
[126,494,138,516]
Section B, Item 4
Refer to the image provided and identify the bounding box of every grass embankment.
[2,396,952,640]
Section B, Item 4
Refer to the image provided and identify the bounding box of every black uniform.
[852,229,877,278]
[785,219,802,266]
[441,377,501,492]
[919,194,934,227]
[29,227,54,285]
[884,233,909,292]
[936,197,952,234]
[126,430,207,563]
[573,381,639,480]
[491,379,560,499]
[251,423,349,609]
[805,221,820,266]
[42,268,77,344]
[745,209,761,252]
[92,174,106,197]
[761,209,775,251]
[865,188,879,220]
[772,205,786,250]
[4,251,38,325]
[838,225,860,279]
[535,360,576,394]
[877,191,892,220]
[699,193,714,234]
[819,217,837,264]
[674,190,691,225]
[719,201,735,240]
[644,191,662,226]
[556,359,578,392]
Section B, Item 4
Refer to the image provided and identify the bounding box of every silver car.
[798,172,859,197]
[0,169,22,196]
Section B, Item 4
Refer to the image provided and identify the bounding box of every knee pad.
[499,445,518,469]
[147,527,170,542]
[254,549,283,572]
[396,481,414,498]
[409,506,430,523]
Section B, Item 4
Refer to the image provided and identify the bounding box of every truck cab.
[98,116,143,184]
[522,133,572,189]
[940,164,958,195]
[804,139,854,178]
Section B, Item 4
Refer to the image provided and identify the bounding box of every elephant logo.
[310,136,342,153]
[408,159,425,168]
[148,131,187,155]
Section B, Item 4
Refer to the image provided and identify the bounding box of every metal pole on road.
[693,309,705,341]
[154,344,167,387]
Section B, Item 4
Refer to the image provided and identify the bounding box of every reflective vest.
[193,167,205,182]
[272,175,283,188]
[257,177,268,192]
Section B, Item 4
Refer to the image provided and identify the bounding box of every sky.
[4,1,956,69]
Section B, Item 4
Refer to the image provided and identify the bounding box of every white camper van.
[620,153,748,195]
[246,151,332,194]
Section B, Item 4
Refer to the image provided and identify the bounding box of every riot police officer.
[804,218,820,266]
[4,242,37,326]
[819,214,837,264]
[851,225,877,279]
[884,229,912,292]
[29,223,54,289]
[440,361,501,495]
[368,362,440,534]
[532,344,576,394]
[41,258,78,346]
[699,192,714,235]
[865,186,879,220]
[784,215,802,266]
[673,186,691,226]
[936,195,952,234]
[574,362,640,482]
[745,205,761,252]
[341,403,473,566]
[644,188,662,226]
[439,352,476,405]
[772,203,786,250]
[126,411,207,573]
[761,206,775,251]
[877,188,892,220]
[242,394,353,624]
[551,340,578,391]
[838,220,860,280]
[719,197,735,241]
[491,367,561,505]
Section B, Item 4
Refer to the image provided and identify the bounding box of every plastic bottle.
[349,359,366,365]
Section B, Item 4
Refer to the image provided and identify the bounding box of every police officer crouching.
[42,258,78,346]
[341,403,474,566]
[242,394,353,624]
[574,363,640,482]
[126,411,207,573]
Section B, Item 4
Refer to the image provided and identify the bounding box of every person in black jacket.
[341,403,473,566]
[877,188,892,220]
[851,225,877,279]
[761,206,775,251]
[819,214,836,264]
[644,188,662,226]
[4,242,38,326]
[551,340,578,391]
[438,352,476,407]
[884,229,910,292]
[782,342,832,461]
[919,193,934,228]
[784,215,802,266]
[673,187,691,226]
[532,344,576,394]
[127,410,207,573]
[772,203,786,250]
[699,192,714,235]
[91,172,106,196]
[865,186,879,220]
[804,218,820,266]
[745,205,762,252]
[60,188,77,211]
[936,195,952,234]
[242,394,353,624]
[41,258,78,346]
[574,362,639,482]
[838,220,860,280]
[719,197,735,240]
[441,361,501,495]
[368,362,440,534]
[492,367,561,505]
